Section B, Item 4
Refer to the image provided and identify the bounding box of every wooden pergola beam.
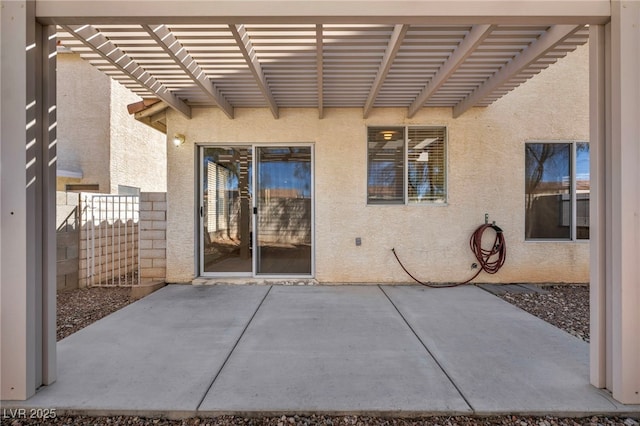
[229,24,279,119]
[407,24,495,118]
[37,1,612,26]
[60,24,192,119]
[452,24,582,118]
[363,24,409,118]
[142,24,234,119]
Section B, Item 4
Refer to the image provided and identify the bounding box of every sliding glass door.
[199,145,313,276]
[255,147,312,274]
[201,147,253,274]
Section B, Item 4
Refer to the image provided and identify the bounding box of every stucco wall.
[56,53,111,192]
[165,43,589,284]
[57,53,166,194]
[109,80,167,193]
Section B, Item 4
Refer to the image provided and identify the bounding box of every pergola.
[1,0,638,405]
[54,21,589,121]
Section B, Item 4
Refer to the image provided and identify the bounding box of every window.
[525,141,589,240]
[118,185,141,196]
[367,126,447,204]
[65,183,99,192]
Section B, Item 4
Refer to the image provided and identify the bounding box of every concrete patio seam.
[378,285,475,413]
[195,285,273,412]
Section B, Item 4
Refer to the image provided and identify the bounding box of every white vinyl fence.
[81,194,139,286]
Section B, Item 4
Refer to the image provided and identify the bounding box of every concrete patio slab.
[16,285,269,415]
[5,284,639,418]
[383,285,634,416]
[199,285,471,415]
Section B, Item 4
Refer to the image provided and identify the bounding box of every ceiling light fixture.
[381,131,395,141]
[172,133,185,147]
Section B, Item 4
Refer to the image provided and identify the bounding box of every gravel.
[9,414,639,426]
[40,284,633,426]
[57,287,133,341]
[498,284,590,342]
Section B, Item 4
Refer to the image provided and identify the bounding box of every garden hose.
[392,222,506,288]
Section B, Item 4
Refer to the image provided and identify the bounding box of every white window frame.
[366,125,448,206]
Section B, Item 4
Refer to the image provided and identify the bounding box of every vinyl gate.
[82,194,139,286]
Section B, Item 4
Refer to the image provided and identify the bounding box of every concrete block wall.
[139,192,167,283]
[56,192,80,291]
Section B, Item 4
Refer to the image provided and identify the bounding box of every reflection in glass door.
[256,147,312,275]
[201,147,252,274]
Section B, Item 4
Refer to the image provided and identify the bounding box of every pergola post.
[590,0,640,405]
[0,1,57,400]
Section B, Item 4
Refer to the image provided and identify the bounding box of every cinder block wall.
[139,192,167,283]
[57,192,80,291]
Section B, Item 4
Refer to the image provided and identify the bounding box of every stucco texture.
[165,44,589,284]
[109,80,167,194]
[57,53,111,191]
[56,53,166,194]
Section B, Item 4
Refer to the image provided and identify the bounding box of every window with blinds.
[367,127,405,204]
[367,126,447,205]
[408,127,447,203]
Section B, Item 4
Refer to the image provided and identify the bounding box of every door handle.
[200,206,203,217]
[253,207,257,214]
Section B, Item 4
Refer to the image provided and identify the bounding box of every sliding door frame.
[197,143,315,279]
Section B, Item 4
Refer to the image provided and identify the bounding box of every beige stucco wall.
[57,53,111,192]
[57,53,166,194]
[109,80,167,194]
[165,43,589,284]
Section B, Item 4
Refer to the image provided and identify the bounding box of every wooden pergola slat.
[408,24,495,118]
[142,24,234,119]
[452,24,582,118]
[60,24,192,119]
[229,24,279,119]
[363,24,410,118]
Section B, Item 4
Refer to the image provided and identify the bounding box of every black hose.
[392,222,506,288]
